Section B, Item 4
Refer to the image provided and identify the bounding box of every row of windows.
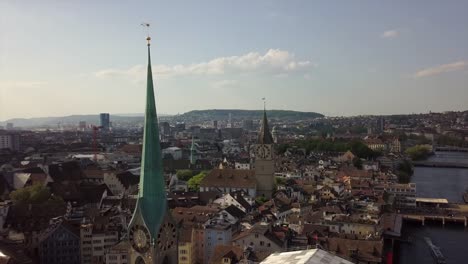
[243,239,271,247]
[44,241,79,247]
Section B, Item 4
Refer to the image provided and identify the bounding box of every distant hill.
[0,114,145,128]
[179,109,323,121]
[0,109,323,128]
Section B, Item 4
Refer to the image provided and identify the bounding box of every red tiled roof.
[200,169,256,189]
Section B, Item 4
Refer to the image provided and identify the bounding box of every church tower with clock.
[254,108,275,198]
[127,35,178,264]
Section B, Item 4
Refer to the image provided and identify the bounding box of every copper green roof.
[190,136,196,165]
[130,41,167,238]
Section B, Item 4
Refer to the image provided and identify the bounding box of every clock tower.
[127,35,178,264]
[254,108,275,198]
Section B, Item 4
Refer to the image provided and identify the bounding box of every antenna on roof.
[262,97,266,110]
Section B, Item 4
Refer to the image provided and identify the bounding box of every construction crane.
[92,125,102,162]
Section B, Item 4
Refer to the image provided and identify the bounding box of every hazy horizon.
[3,107,468,124]
[1,0,467,121]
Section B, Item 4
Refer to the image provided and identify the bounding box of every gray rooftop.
[260,249,353,264]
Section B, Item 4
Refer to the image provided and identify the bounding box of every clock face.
[263,145,272,159]
[256,145,271,159]
[157,222,177,251]
[135,257,146,264]
[130,225,151,253]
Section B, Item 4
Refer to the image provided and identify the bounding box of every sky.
[1,0,467,121]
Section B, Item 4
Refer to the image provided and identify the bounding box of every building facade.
[38,222,80,264]
[80,223,119,264]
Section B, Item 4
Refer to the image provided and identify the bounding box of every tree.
[10,184,51,204]
[405,145,431,160]
[349,140,380,159]
[396,160,414,183]
[187,171,208,191]
[275,177,286,186]
[255,196,268,205]
[9,184,65,207]
[353,157,363,169]
[176,169,194,181]
[276,144,290,154]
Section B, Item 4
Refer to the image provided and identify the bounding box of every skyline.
[1,0,468,121]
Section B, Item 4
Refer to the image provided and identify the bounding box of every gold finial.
[141,23,151,46]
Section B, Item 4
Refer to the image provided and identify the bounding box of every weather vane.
[141,23,151,45]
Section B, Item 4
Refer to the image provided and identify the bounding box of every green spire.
[190,136,196,165]
[131,37,167,238]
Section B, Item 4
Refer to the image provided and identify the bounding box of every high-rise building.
[0,132,20,151]
[212,120,218,129]
[79,121,87,130]
[175,122,186,132]
[100,113,110,131]
[160,121,171,136]
[127,36,178,264]
[227,113,233,128]
[253,108,275,198]
[242,119,254,130]
[377,116,385,133]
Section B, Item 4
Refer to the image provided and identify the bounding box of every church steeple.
[129,35,167,238]
[254,103,275,198]
[128,28,178,264]
[258,107,274,144]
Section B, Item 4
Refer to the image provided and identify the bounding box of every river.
[398,152,468,264]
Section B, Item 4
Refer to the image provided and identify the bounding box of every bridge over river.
[434,146,468,153]
[400,201,468,227]
[413,161,468,168]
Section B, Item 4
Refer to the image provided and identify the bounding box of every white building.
[80,223,119,264]
[105,241,129,264]
[162,147,183,160]
[234,162,250,170]
[261,248,353,264]
[213,193,248,212]
[384,183,416,207]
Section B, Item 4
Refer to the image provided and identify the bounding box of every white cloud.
[95,49,313,80]
[0,81,47,88]
[210,79,238,89]
[381,30,400,39]
[413,61,467,78]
